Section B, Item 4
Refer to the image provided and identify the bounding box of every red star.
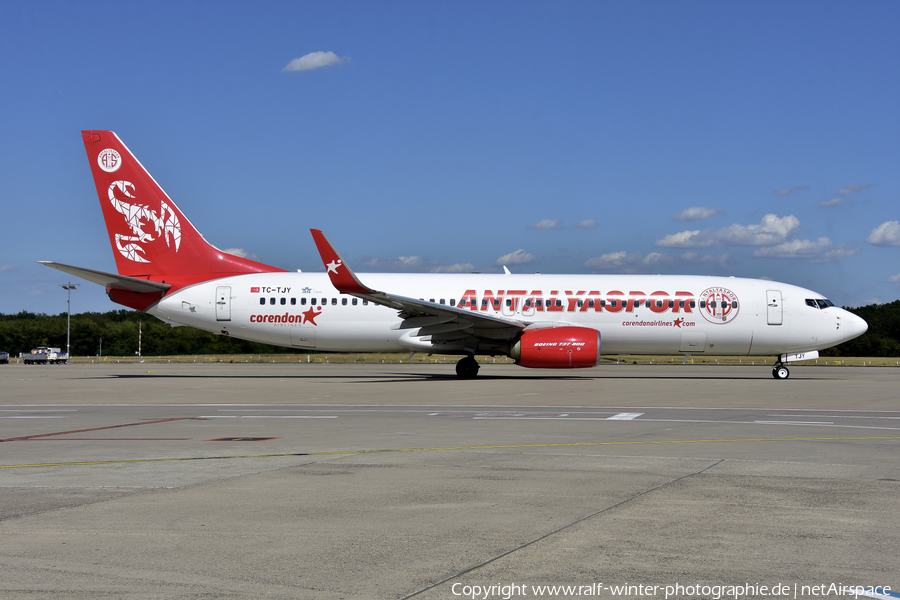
[302,306,323,326]
[673,318,684,328]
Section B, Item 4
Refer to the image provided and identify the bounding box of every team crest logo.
[108,180,182,263]
[698,287,739,324]
[98,148,121,173]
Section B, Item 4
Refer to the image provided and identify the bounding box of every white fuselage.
[146,273,867,358]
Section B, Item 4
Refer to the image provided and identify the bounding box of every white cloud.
[573,220,597,229]
[223,248,261,261]
[0,265,12,272]
[751,238,860,263]
[495,249,537,266]
[527,219,564,230]
[398,256,424,268]
[773,185,810,196]
[866,221,900,246]
[583,250,730,273]
[673,206,725,221]
[360,256,475,273]
[656,214,801,248]
[431,263,476,273]
[888,274,900,284]
[283,51,349,72]
[27,289,44,295]
[837,183,874,196]
[819,198,854,207]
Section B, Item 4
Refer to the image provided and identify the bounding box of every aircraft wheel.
[772,366,790,380]
[456,356,480,379]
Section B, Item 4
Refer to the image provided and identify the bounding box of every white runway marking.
[607,413,644,420]
[199,415,338,419]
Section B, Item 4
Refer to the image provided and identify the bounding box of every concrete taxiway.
[1,363,898,599]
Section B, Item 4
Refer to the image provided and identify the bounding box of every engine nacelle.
[510,326,601,369]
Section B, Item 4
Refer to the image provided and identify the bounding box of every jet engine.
[510,326,601,369]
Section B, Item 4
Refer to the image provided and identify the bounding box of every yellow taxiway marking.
[2,435,899,469]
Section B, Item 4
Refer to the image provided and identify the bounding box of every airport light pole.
[59,283,78,364]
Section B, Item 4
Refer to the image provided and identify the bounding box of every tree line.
[1,301,898,357]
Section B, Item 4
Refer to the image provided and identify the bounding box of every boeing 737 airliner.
[41,131,868,379]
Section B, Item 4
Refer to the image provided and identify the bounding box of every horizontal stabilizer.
[38,261,171,293]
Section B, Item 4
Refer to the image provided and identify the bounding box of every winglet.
[309,229,375,295]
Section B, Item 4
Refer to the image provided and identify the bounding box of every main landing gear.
[772,363,790,380]
[456,355,480,379]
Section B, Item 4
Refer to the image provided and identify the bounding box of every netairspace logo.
[449,582,893,599]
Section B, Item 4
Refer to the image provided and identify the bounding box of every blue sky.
[1,1,898,315]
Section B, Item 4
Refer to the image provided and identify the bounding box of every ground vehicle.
[0,351,8,364]
[20,347,68,365]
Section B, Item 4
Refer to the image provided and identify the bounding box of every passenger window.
[732,300,738,309]
[710,301,717,308]
[301,298,307,305]
[600,300,606,307]
[440,299,445,304]
[556,300,562,307]
[332,298,337,305]
[608,300,616,308]
[291,298,296,305]
[311,298,317,306]
[588,299,594,308]
[450,299,456,307]
[363,300,369,306]
[269,297,276,305]
[645,300,652,308]
[668,300,674,308]
[429,298,435,303]
[482,299,488,308]
[678,300,684,308]
[505,299,511,307]
[259,298,265,306]
[494,299,500,308]
[342,298,347,305]
[536,299,543,308]
[322,298,326,305]
[577,300,583,307]
[699,301,706,308]
[525,299,532,308]
[352,298,358,306]
[280,297,286,306]
[690,300,696,308]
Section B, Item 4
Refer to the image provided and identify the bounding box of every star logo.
[673,318,684,328]
[326,259,342,274]
[302,287,312,293]
[302,306,323,326]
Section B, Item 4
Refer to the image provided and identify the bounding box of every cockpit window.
[806,298,836,309]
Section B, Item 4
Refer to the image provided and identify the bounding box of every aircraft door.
[766,290,783,325]
[215,286,231,321]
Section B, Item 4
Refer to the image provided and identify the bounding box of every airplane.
[40,130,868,379]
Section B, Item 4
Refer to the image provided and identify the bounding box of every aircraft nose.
[844,311,868,339]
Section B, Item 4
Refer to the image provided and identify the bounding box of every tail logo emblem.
[97,148,122,173]
[108,180,182,263]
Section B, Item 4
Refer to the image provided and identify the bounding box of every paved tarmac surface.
[1,363,898,599]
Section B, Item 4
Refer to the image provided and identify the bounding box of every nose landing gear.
[772,363,790,379]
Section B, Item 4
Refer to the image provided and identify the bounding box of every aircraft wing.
[38,261,172,293]
[309,230,526,339]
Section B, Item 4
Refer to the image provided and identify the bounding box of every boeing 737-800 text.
[40,131,868,379]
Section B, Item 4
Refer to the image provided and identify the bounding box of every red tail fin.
[82,131,284,285]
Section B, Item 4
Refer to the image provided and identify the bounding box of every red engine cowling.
[510,326,601,369]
